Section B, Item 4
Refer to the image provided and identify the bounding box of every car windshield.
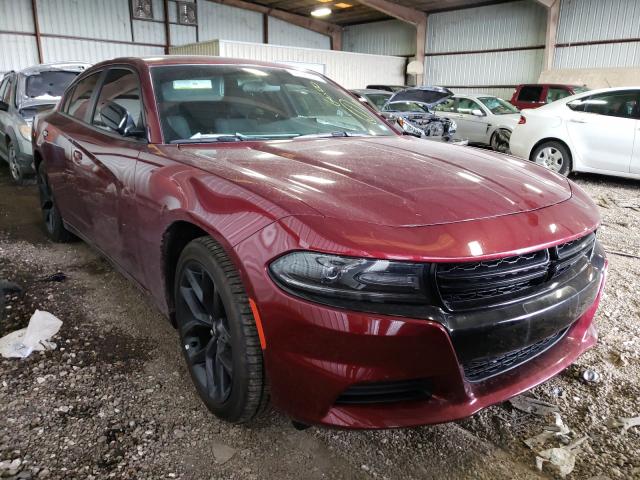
[24,70,80,100]
[365,93,392,110]
[151,65,393,143]
[478,96,519,115]
[384,101,430,113]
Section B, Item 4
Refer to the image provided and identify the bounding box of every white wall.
[170,40,407,89]
[268,17,330,50]
[343,20,415,57]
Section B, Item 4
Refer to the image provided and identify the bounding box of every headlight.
[19,123,32,140]
[269,252,432,310]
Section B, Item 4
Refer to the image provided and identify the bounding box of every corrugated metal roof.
[558,0,640,44]
[268,17,331,50]
[0,33,39,75]
[197,1,263,43]
[555,42,640,69]
[0,0,35,33]
[343,20,415,57]
[41,37,163,64]
[427,0,546,53]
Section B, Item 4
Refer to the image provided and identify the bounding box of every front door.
[454,98,489,143]
[566,90,639,174]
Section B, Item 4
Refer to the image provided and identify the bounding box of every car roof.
[19,62,90,75]
[453,93,497,99]
[91,55,304,71]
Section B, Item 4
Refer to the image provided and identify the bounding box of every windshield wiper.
[295,131,366,139]
[171,134,245,144]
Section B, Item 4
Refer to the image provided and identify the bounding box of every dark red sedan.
[32,56,607,429]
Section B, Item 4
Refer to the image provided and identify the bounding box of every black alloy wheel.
[175,237,268,423]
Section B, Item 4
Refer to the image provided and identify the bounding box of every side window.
[569,91,640,119]
[456,98,483,115]
[66,73,101,121]
[92,69,144,134]
[2,76,13,104]
[547,88,571,103]
[517,86,543,102]
[435,98,456,112]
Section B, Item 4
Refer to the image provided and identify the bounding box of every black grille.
[463,328,568,382]
[335,379,432,405]
[435,233,596,311]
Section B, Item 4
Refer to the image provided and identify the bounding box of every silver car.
[434,93,520,152]
[0,62,88,183]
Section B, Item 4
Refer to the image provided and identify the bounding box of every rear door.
[514,85,544,110]
[44,71,103,233]
[566,90,638,173]
[71,67,147,276]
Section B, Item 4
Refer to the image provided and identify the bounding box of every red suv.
[32,57,606,429]
[511,84,589,110]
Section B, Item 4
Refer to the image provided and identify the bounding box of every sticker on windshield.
[173,79,212,90]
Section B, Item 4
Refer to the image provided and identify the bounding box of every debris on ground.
[0,309,62,358]
[581,369,600,383]
[0,279,22,320]
[606,415,640,434]
[536,436,589,478]
[523,412,571,450]
[509,395,560,416]
[212,443,237,464]
[38,271,67,283]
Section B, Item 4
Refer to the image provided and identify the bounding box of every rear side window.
[92,69,144,134]
[66,73,100,121]
[547,88,571,103]
[517,86,543,102]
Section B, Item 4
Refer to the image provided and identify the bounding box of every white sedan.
[434,94,520,151]
[510,87,640,178]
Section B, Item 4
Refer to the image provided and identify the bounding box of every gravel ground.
[0,165,638,480]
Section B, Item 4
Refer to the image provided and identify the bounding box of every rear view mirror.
[0,101,8,112]
[100,101,145,138]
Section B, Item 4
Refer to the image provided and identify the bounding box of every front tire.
[37,163,74,242]
[490,129,511,153]
[8,141,25,184]
[174,237,268,423]
[531,141,572,176]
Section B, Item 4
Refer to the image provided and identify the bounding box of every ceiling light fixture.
[335,2,353,8]
[311,7,332,17]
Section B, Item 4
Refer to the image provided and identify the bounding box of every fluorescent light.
[311,7,331,17]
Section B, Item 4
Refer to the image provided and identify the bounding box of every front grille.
[335,379,432,405]
[463,328,568,382]
[435,233,596,311]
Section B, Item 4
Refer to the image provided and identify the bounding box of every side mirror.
[471,109,484,117]
[100,101,145,138]
[0,101,8,112]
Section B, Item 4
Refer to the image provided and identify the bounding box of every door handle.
[72,150,83,163]
[569,119,587,124]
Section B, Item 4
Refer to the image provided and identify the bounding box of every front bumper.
[240,238,606,429]
[15,136,35,174]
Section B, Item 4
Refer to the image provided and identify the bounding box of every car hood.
[388,86,453,109]
[175,136,572,227]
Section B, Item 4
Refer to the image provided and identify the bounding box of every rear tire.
[531,141,572,176]
[174,237,269,423]
[37,163,74,242]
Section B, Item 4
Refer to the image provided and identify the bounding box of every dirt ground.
[0,163,638,480]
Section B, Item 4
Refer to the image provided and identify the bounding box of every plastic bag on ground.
[0,310,62,358]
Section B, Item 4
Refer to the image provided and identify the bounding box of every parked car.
[434,94,520,152]
[366,84,407,93]
[510,83,589,110]
[0,62,88,183]
[33,56,606,429]
[351,88,392,111]
[510,87,640,178]
[381,86,460,142]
